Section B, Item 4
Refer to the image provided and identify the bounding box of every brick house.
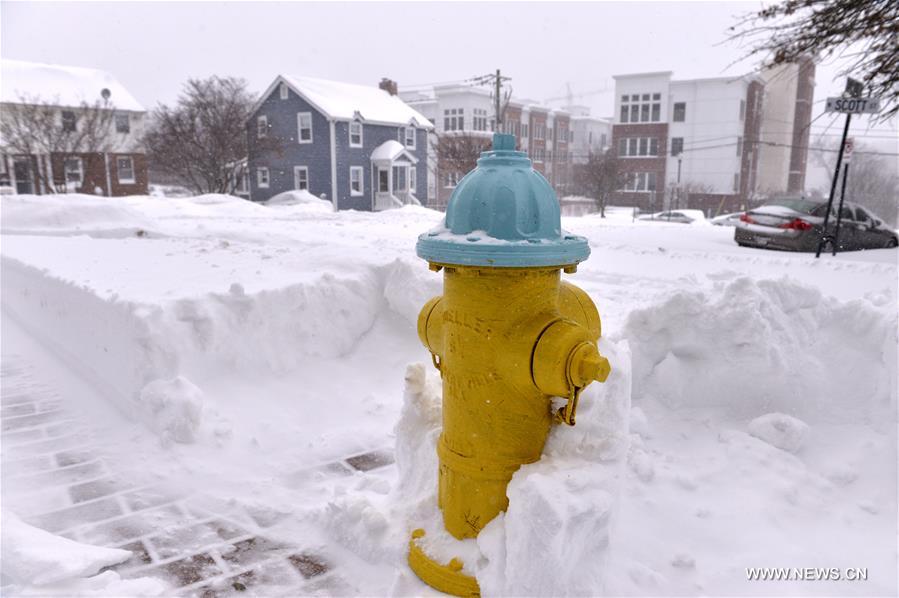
[0,59,148,196]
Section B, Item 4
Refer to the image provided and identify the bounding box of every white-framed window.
[116,156,135,183]
[409,165,417,192]
[349,166,363,196]
[294,166,309,190]
[443,108,464,131]
[63,157,83,185]
[620,171,656,192]
[257,115,268,138]
[618,137,660,157]
[671,137,684,156]
[620,93,662,124]
[673,102,686,122]
[473,108,488,131]
[349,121,363,147]
[280,83,289,100]
[257,167,270,188]
[404,126,416,149]
[297,112,313,143]
[443,171,460,188]
[521,123,529,138]
[115,113,130,134]
[61,110,77,132]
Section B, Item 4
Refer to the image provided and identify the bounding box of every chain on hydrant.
[408,133,610,596]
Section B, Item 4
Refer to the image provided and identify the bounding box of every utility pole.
[471,70,512,131]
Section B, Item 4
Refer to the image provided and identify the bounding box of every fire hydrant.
[407,133,611,596]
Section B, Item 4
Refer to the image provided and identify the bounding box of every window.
[673,102,686,122]
[257,167,270,188]
[620,93,662,123]
[392,166,407,191]
[349,166,363,196]
[736,137,743,156]
[294,166,309,190]
[671,137,684,156]
[297,112,313,143]
[521,123,528,138]
[600,133,607,148]
[404,127,416,149]
[409,165,417,192]
[534,124,544,140]
[473,108,488,131]
[115,113,130,133]
[236,171,248,194]
[628,138,638,156]
[116,157,135,183]
[443,171,460,188]
[638,138,648,156]
[257,115,268,138]
[620,171,657,192]
[63,157,83,185]
[349,121,363,147]
[379,169,390,192]
[280,83,289,100]
[739,99,746,121]
[444,108,464,131]
[618,138,627,156]
[61,110,76,132]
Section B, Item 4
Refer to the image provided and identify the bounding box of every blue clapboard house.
[247,75,433,210]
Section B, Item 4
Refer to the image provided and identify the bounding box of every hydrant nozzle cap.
[416,133,590,268]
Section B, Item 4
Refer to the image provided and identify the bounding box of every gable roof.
[257,75,433,129]
[1,59,145,112]
[370,140,418,164]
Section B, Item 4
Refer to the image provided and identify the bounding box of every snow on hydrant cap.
[416,133,590,268]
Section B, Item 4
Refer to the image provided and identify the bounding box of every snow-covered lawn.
[1,193,896,596]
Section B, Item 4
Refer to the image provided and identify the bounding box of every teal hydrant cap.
[416,133,590,268]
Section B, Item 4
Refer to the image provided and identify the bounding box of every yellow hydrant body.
[409,134,610,596]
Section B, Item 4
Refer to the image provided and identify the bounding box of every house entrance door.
[13,158,34,194]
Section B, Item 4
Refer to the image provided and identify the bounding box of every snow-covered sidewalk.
[1,193,896,596]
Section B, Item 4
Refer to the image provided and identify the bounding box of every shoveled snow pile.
[624,276,896,424]
[748,412,810,453]
[264,189,333,210]
[0,193,158,237]
[1,511,167,595]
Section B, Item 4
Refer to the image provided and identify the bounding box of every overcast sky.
[2,1,895,187]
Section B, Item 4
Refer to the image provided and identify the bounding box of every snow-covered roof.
[275,75,433,129]
[1,59,145,112]
[370,140,418,164]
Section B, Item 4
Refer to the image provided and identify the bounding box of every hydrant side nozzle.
[417,296,444,355]
[575,351,612,384]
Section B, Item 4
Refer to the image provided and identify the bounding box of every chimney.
[379,78,398,96]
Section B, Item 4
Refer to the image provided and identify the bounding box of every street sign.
[825,97,881,114]
[843,137,854,162]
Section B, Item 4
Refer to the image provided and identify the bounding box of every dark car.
[734,198,897,252]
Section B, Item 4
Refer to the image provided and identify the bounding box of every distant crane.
[544,81,614,107]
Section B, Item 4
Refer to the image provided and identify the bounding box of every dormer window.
[349,121,363,147]
[280,83,288,100]
[404,126,416,149]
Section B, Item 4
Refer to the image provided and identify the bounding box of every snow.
[1,511,131,585]
[371,139,415,162]
[1,59,145,112]
[1,193,896,596]
[264,189,333,209]
[280,75,433,128]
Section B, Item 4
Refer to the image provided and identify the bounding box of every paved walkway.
[1,355,395,596]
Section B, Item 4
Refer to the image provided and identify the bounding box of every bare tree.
[0,94,116,193]
[572,150,630,217]
[730,0,898,120]
[144,77,281,195]
[809,140,898,225]
[431,132,492,185]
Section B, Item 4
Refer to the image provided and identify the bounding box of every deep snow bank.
[624,276,897,424]
[1,193,160,236]
[0,253,439,443]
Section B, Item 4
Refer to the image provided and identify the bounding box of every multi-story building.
[247,75,432,209]
[401,84,575,208]
[0,59,148,196]
[564,105,612,164]
[609,65,812,214]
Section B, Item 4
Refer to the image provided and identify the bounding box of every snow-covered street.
[1,194,896,596]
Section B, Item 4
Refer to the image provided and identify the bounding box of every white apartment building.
[400,84,573,208]
[564,104,612,164]
[610,65,812,214]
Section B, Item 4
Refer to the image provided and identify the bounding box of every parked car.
[734,198,898,252]
[710,212,744,227]
[638,209,707,224]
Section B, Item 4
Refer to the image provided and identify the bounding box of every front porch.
[370,140,420,211]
